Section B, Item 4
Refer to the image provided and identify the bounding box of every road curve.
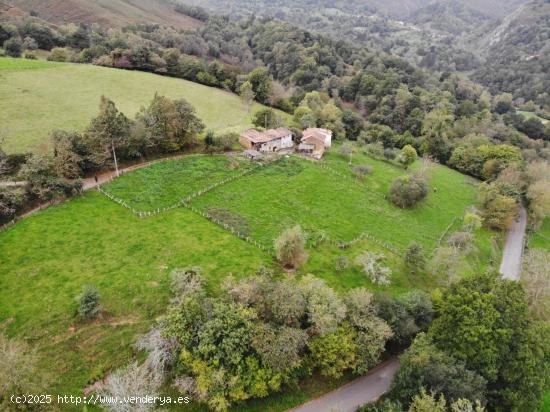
[499,206,527,281]
[287,358,399,412]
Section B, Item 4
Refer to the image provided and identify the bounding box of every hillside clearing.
[0,58,284,153]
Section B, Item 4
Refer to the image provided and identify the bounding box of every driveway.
[499,206,527,281]
[287,358,399,412]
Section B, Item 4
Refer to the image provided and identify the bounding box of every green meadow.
[0,57,285,153]
[0,150,497,408]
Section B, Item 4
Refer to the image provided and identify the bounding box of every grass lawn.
[530,218,550,251]
[0,57,287,154]
[191,152,480,252]
[541,391,550,412]
[103,154,257,211]
[0,191,271,396]
[517,110,549,124]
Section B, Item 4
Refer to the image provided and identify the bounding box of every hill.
[0,57,281,153]
[3,0,201,29]
[471,0,550,109]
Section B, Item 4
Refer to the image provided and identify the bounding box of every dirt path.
[287,358,399,412]
[499,206,527,281]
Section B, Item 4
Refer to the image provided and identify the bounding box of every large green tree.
[429,273,550,411]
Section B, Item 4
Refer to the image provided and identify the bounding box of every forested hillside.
[472,0,550,109]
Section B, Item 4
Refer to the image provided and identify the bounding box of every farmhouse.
[302,128,332,148]
[299,127,333,159]
[239,128,293,152]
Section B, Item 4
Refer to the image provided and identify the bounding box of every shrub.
[24,51,37,60]
[398,145,418,169]
[274,225,307,268]
[404,242,425,274]
[447,231,473,250]
[355,252,392,286]
[77,285,100,320]
[388,175,428,208]
[170,267,204,297]
[0,334,48,408]
[96,362,160,412]
[47,47,69,62]
[353,164,373,180]
[3,37,22,57]
[384,148,397,160]
[335,255,349,272]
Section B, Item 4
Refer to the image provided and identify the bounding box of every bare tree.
[521,249,550,320]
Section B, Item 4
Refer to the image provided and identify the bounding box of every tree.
[239,81,255,111]
[0,334,48,409]
[408,389,446,412]
[3,37,22,57]
[204,130,216,154]
[78,285,101,320]
[339,142,354,165]
[355,252,392,285]
[399,145,417,169]
[390,334,487,407]
[274,225,307,268]
[0,188,21,222]
[521,249,550,320]
[308,324,358,378]
[345,288,393,373]
[87,97,130,175]
[251,324,307,373]
[52,130,83,178]
[299,274,347,336]
[478,182,518,230]
[196,301,256,368]
[389,175,428,208]
[247,67,272,104]
[429,273,550,411]
[18,154,68,201]
[404,242,425,274]
[421,109,454,161]
[527,180,550,225]
[252,108,283,129]
[136,94,204,155]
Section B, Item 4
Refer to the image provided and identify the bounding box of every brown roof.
[302,134,325,144]
[240,128,291,144]
[303,128,331,139]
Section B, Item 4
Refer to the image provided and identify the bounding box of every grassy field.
[530,218,550,251]
[103,154,257,211]
[0,151,497,409]
[0,57,284,153]
[518,110,549,124]
[191,152,480,251]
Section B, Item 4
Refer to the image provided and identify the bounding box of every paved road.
[499,206,527,281]
[287,358,399,412]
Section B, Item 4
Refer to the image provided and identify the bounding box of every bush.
[335,255,349,272]
[47,47,69,62]
[77,285,100,320]
[274,225,307,268]
[24,51,37,60]
[3,37,22,57]
[170,267,204,297]
[353,164,373,180]
[447,231,473,250]
[404,242,425,274]
[389,175,428,208]
[355,252,392,285]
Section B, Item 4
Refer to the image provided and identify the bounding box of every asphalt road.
[499,206,527,281]
[287,358,400,412]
